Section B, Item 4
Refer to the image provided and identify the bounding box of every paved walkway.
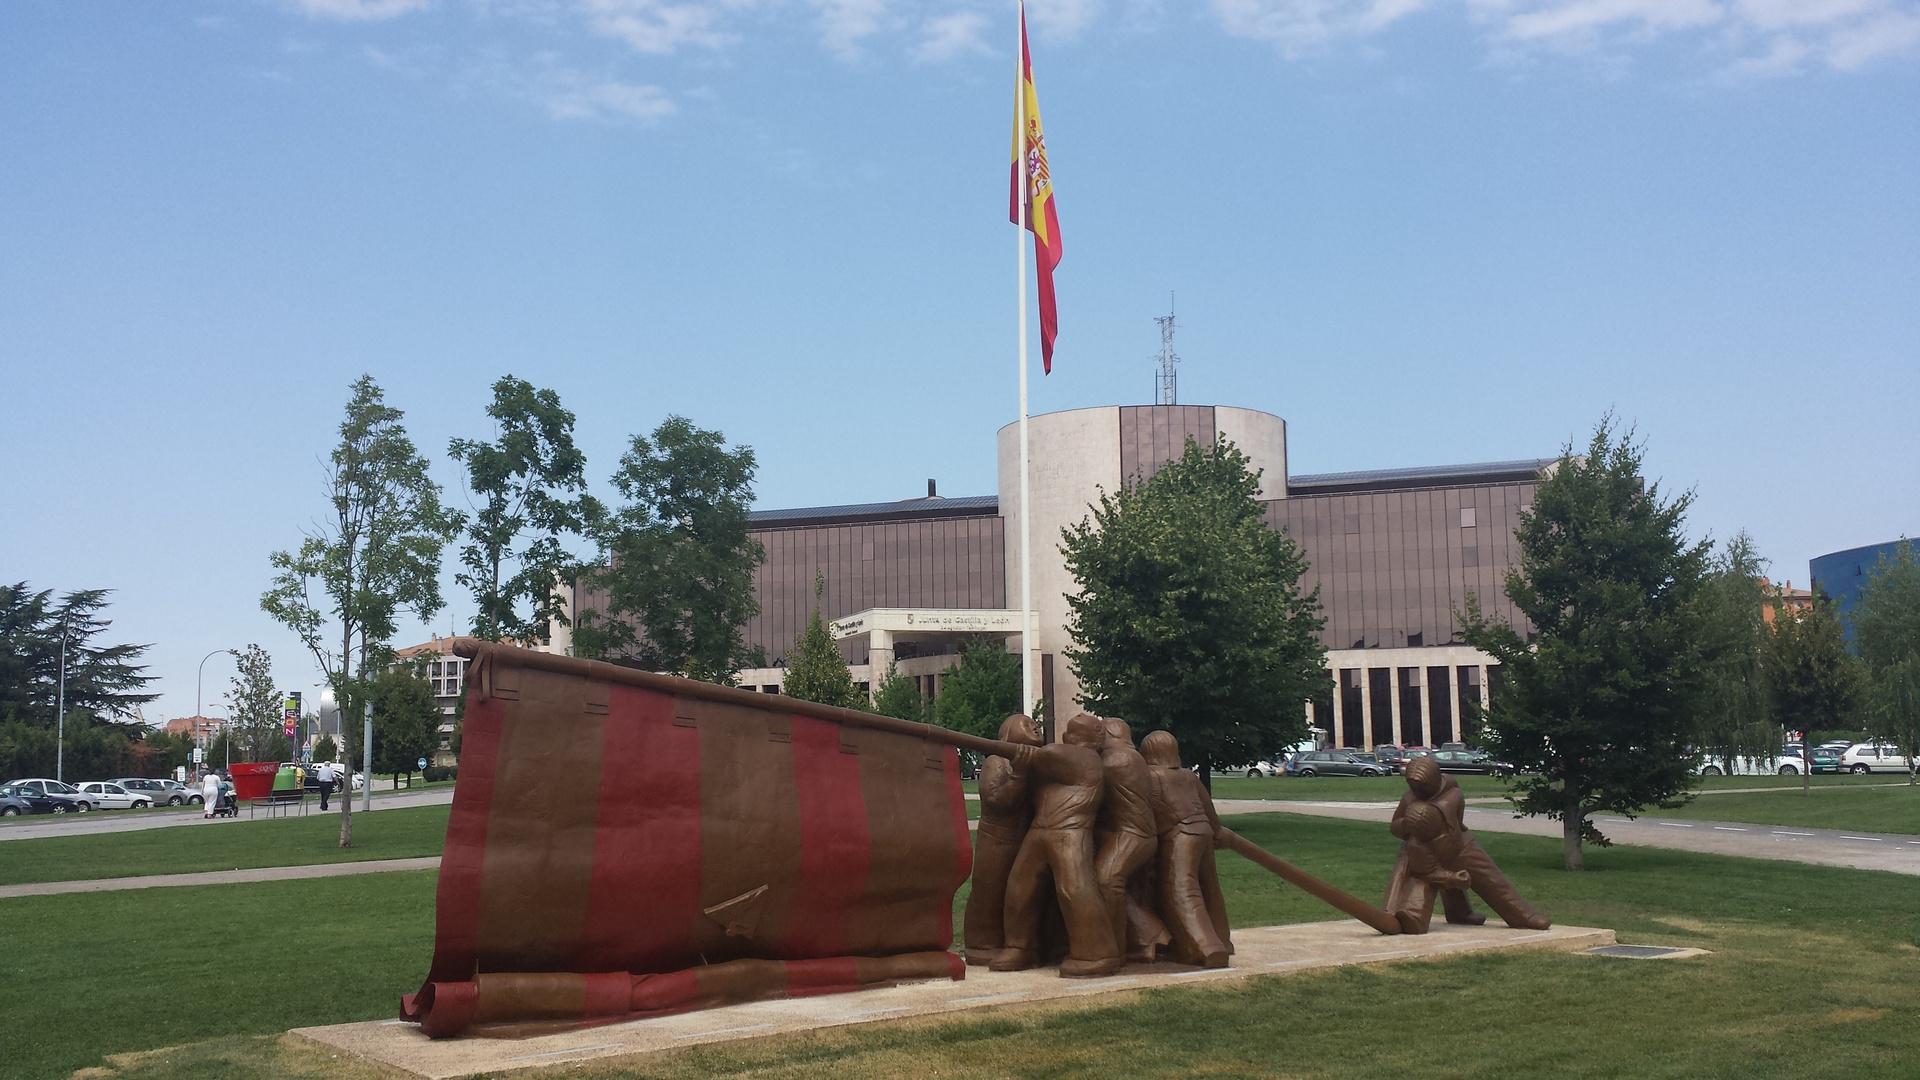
[0,856,442,899]
[0,786,455,842]
[1216,799,1920,876]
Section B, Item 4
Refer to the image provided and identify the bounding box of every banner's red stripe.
[577,684,704,974]
[423,693,506,986]
[785,716,869,957]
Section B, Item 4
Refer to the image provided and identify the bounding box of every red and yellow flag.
[1010,5,1061,374]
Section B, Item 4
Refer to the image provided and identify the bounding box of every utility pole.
[1154,294,1179,406]
[54,610,69,783]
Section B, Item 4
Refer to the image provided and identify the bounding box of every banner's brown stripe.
[786,715,869,957]
[694,697,804,960]
[849,726,956,955]
[475,668,608,972]
[420,692,505,986]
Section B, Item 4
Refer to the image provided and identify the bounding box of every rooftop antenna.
[1153,293,1179,406]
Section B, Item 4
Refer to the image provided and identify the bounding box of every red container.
[228,762,280,801]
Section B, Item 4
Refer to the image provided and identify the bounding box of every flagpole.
[1015,0,1034,722]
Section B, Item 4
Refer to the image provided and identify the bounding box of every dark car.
[1426,750,1514,778]
[1,784,48,816]
[1293,750,1389,778]
[1,779,90,813]
[1370,746,1409,774]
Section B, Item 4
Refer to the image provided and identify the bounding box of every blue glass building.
[1810,538,1915,641]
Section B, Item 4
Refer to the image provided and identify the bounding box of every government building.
[560,404,1551,752]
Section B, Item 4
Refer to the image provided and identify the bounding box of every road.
[0,785,456,841]
[1215,799,1920,876]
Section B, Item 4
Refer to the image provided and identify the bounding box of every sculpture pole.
[1217,827,1403,936]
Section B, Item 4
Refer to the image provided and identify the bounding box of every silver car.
[114,777,196,805]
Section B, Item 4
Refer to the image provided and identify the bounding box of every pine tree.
[870,661,924,722]
[780,571,863,710]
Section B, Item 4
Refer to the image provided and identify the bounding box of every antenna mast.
[1153,294,1179,405]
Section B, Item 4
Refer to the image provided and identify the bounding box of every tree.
[371,665,440,788]
[0,584,157,779]
[1691,533,1778,774]
[1062,436,1326,787]
[224,644,284,762]
[449,376,601,645]
[1462,419,1709,871]
[575,416,765,683]
[780,572,863,710]
[1846,541,1918,783]
[261,375,458,846]
[312,733,339,765]
[931,636,1022,740]
[1767,596,1862,794]
[870,661,924,723]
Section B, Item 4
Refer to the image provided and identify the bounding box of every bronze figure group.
[965,713,1236,975]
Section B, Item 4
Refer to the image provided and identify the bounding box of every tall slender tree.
[1692,532,1778,774]
[1767,596,1861,794]
[225,644,285,762]
[1063,436,1326,787]
[1853,541,1920,784]
[1463,419,1709,870]
[449,376,601,644]
[575,416,765,683]
[780,572,863,710]
[262,375,458,846]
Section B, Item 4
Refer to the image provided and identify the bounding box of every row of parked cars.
[1242,744,1517,779]
[1700,741,1917,777]
[0,776,204,815]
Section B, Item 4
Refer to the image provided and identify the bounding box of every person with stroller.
[200,769,221,819]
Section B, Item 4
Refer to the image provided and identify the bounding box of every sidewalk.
[0,856,442,899]
[1216,799,1920,876]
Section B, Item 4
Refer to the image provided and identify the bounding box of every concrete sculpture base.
[296,920,1614,1079]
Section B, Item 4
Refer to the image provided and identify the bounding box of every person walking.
[316,761,335,811]
[200,769,221,819]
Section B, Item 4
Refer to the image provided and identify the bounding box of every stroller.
[211,782,240,818]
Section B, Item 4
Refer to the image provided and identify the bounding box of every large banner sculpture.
[404,641,1442,1039]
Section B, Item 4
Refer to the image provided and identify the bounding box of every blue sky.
[3,0,1916,723]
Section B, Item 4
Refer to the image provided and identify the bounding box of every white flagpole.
[1015,0,1034,721]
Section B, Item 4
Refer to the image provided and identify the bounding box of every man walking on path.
[316,761,336,811]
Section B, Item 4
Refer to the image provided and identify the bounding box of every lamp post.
[54,611,69,783]
[196,648,236,770]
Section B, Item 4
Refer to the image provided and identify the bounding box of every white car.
[75,781,150,810]
[1839,743,1915,775]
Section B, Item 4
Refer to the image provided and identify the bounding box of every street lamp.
[197,648,236,770]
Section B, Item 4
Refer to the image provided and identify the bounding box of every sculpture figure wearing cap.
[1383,756,1549,935]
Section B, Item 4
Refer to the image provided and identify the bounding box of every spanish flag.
[1010,4,1061,373]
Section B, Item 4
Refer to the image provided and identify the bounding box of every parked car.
[1439,742,1468,752]
[1,784,55,816]
[114,777,195,805]
[1427,749,1515,778]
[4,778,92,812]
[1371,746,1409,773]
[75,781,149,810]
[1237,761,1281,777]
[1774,748,1844,775]
[1292,750,1389,778]
[1839,743,1914,775]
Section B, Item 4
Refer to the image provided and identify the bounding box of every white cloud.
[1028,0,1106,38]
[293,0,431,20]
[544,73,678,118]
[809,0,893,58]
[575,0,733,54]
[916,10,991,60]
[1213,0,1920,73]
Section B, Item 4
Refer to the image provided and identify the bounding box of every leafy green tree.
[1463,420,1709,871]
[224,644,285,762]
[575,416,765,683]
[0,584,156,728]
[1691,533,1778,773]
[780,572,863,710]
[1845,541,1918,783]
[870,661,924,722]
[1767,596,1862,794]
[261,375,458,846]
[371,665,441,788]
[312,733,339,764]
[932,636,1022,739]
[1062,436,1326,787]
[449,376,601,644]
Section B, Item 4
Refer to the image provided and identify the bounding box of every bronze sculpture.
[991,713,1122,977]
[1140,730,1233,967]
[1382,756,1550,934]
[1093,718,1165,965]
[962,714,1042,964]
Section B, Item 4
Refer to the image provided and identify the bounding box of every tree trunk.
[1802,752,1811,797]
[1563,787,1584,871]
[1200,762,1212,794]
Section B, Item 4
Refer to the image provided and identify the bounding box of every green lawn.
[1653,782,1920,833]
[25,811,1920,1080]
[0,804,451,885]
[1209,771,1903,804]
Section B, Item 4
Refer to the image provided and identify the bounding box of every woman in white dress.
[201,770,222,818]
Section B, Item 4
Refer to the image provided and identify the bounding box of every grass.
[0,871,437,1080]
[0,804,451,885]
[1654,782,1920,833]
[1209,771,1906,805]
[26,812,1920,1080]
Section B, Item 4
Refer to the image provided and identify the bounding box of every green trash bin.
[270,765,300,801]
